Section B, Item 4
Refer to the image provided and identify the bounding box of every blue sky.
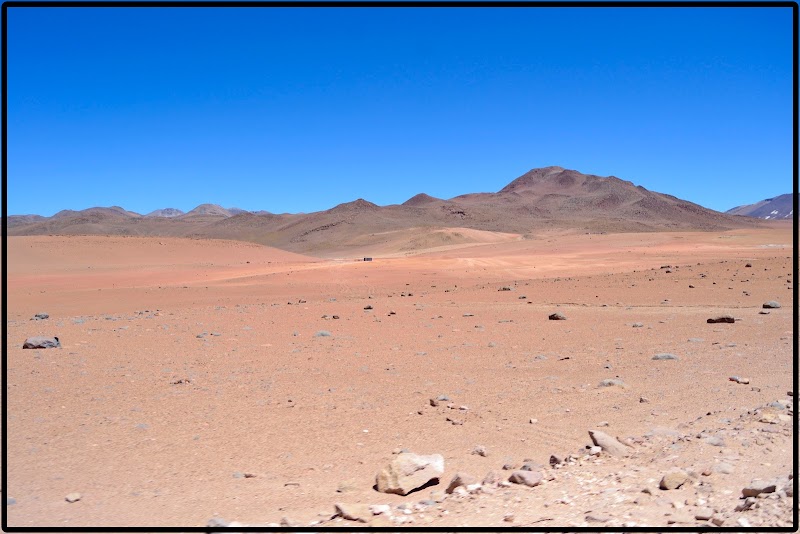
[6,5,794,216]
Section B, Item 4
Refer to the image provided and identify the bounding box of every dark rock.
[31,313,49,320]
[548,312,567,321]
[763,301,781,309]
[707,315,735,323]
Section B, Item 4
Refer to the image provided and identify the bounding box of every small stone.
[763,300,781,309]
[598,378,626,388]
[471,445,487,457]
[31,313,49,320]
[65,492,82,503]
[529,418,538,424]
[632,322,644,328]
[707,315,735,323]
[508,470,542,487]
[586,513,611,523]
[711,516,725,526]
[704,436,725,447]
[482,471,503,485]
[639,396,650,403]
[729,376,750,385]
[759,310,770,314]
[549,454,564,467]
[713,463,733,474]
[364,305,373,310]
[335,503,371,522]
[694,507,714,520]
[742,479,777,497]
[369,504,391,515]
[446,472,477,494]
[548,312,567,321]
[660,471,689,490]
[652,353,679,360]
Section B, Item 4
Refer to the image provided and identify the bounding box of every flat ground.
[5,224,795,528]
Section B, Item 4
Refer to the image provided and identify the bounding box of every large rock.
[375,452,444,495]
[23,336,60,349]
[660,470,690,490]
[588,429,630,457]
[763,301,781,309]
[742,479,777,497]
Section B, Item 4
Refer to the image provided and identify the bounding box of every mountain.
[7,166,763,255]
[146,208,185,218]
[180,204,233,218]
[726,194,793,220]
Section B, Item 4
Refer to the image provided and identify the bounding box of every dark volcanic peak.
[402,193,443,206]
[726,194,793,220]
[182,204,233,217]
[328,198,380,213]
[498,166,568,193]
[146,208,185,218]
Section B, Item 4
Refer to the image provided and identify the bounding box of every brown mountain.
[7,167,762,256]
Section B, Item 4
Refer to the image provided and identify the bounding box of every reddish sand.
[5,225,794,527]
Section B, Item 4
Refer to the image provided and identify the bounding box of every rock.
[660,471,690,490]
[763,300,781,309]
[471,445,487,457]
[707,315,735,323]
[314,330,332,337]
[639,396,650,403]
[652,353,679,360]
[369,504,391,515]
[31,313,49,320]
[588,429,631,457]
[760,310,771,314]
[632,322,644,327]
[742,479,777,497]
[498,286,513,291]
[376,452,444,495]
[364,305,373,310]
[65,492,82,503]
[729,376,750,384]
[598,378,626,388]
[713,462,734,474]
[694,507,715,520]
[586,513,611,523]
[508,470,542,487]
[335,503,372,522]
[549,454,564,467]
[207,517,229,528]
[482,471,503,485]
[446,472,477,494]
[548,312,567,320]
[336,479,358,493]
[23,336,60,349]
[704,436,725,447]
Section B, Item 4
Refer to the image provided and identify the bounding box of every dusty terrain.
[5,223,795,528]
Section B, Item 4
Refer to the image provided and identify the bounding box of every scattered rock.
[763,300,781,309]
[707,315,735,324]
[548,312,567,321]
[375,452,444,495]
[588,429,631,457]
[23,336,60,349]
[508,470,542,487]
[660,470,690,490]
[31,313,49,320]
[632,322,644,328]
[652,353,679,360]
[729,376,750,384]
[498,286,513,291]
[471,445,488,457]
[65,492,82,503]
[364,305,373,310]
[482,471,503,486]
[549,454,564,467]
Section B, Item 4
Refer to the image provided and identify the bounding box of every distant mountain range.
[7,166,766,255]
[726,193,794,220]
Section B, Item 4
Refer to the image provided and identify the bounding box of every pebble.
[762,301,781,309]
[548,312,567,321]
[65,492,82,503]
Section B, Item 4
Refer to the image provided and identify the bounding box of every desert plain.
[4,222,795,527]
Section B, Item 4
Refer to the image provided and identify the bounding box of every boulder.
[660,470,690,490]
[375,452,444,495]
[508,470,542,487]
[23,336,60,349]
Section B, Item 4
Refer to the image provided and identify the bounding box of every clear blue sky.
[6,5,794,216]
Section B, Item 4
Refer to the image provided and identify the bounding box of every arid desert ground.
[5,223,795,527]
